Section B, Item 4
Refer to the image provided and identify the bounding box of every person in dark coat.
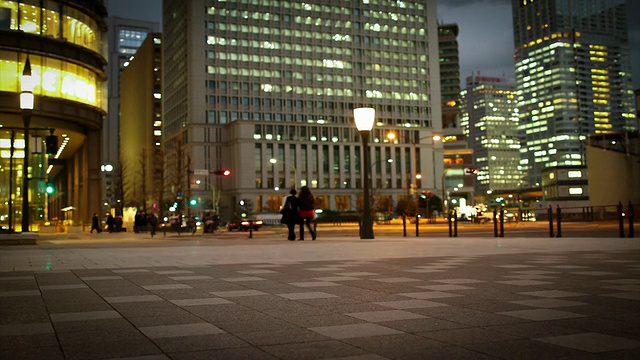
[90,213,101,233]
[106,213,116,233]
[297,186,316,240]
[281,188,301,241]
[147,213,158,238]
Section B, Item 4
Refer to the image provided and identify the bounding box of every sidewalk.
[1,233,639,359]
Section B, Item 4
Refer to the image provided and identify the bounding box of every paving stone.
[374,299,449,309]
[309,323,402,339]
[499,309,586,321]
[535,332,640,353]
[346,310,427,322]
[50,310,121,322]
[1,236,639,359]
[139,323,225,339]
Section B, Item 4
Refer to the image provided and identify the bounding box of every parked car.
[227,218,263,231]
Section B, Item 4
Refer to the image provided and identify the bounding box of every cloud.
[439,1,515,82]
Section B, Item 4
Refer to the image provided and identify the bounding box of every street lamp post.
[20,56,34,232]
[354,107,375,239]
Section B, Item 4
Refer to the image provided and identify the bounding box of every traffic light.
[45,183,55,194]
[465,168,480,175]
[189,198,198,206]
[45,135,58,155]
[213,169,232,176]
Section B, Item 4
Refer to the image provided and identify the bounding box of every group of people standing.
[281,186,316,241]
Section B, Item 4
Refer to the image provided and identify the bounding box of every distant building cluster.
[0,0,637,231]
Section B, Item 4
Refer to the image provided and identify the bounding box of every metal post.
[548,205,554,237]
[493,208,498,237]
[360,131,374,239]
[448,211,453,237]
[499,206,504,238]
[402,214,407,237]
[415,214,419,237]
[557,205,562,238]
[249,221,253,239]
[628,201,635,238]
[21,111,31,232]
[453,210,458,237]
[618,201,625,238]
[8,130,15,233]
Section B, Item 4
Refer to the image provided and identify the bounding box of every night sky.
[106,0,640,89]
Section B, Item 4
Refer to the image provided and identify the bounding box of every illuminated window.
[0,52,101,108]
[568,188,583,195]
[567,171,581,178]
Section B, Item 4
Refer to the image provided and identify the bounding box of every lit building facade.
[512,0,637,188]
[162,0,443,219]
[0,0,107,230]
[120,33,163,212]
[438,23,474,211]
[104,17,159,212]
[460,75,521,194]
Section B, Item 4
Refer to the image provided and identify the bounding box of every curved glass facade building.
[0,0,107,231]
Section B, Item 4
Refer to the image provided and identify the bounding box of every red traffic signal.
[465,168,480,175]
[213,169,232,176]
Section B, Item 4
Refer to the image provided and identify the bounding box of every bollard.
[493,208,498,237]
[548,205,554,237]
[249,221,253,239]
[415,215,420,237]
[629,201,635,238]
[453,210,458,237]
[618,201,625,238]
[402,214,407,237]
[499,206,504,238]
[448,211,453,237]
[556,206,562,238]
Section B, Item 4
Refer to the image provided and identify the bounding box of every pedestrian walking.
[106,213,116,233]
[280,188,301,241]
[147,213,158,238]
[90,213,101,233]
[298,186,316,240]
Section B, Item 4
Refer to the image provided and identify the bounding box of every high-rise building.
[438,23,475,213]
[120,33,163,212]
[460,75,521,194]
[162,0,443,219]
[438,23,460,130]
[512,0,637,188]
[104,17,160,212]
[0,0,107,230]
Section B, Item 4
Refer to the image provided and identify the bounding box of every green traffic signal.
[189,198,198,206]
[45,183,55,194]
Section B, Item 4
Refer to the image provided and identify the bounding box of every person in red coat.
[297,186,316,240]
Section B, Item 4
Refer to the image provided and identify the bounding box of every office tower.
[438,23,475,212]
[513,0,637,188]
[460,75,521,194]
[105,17,160,211]
[438,23,460,130]
[0,0,107,229]
[162,0,443,219]
[120,33,163,212]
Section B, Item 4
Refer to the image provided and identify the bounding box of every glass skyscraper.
[512,0,637,188]
[460,75,521,194]
[162,0,443,218]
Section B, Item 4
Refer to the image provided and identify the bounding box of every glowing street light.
[354,107,375,239]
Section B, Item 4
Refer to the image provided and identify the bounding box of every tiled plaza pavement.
[1,236,640,359]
